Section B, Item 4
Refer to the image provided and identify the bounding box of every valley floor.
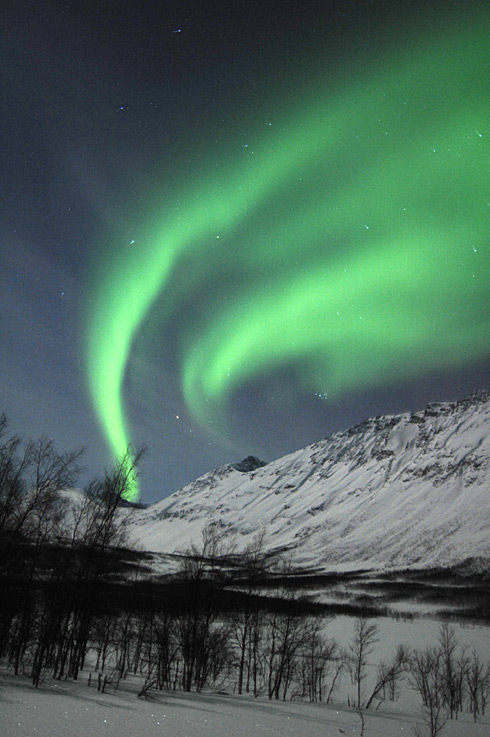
[2,674,489,737]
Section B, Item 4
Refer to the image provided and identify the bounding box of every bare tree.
[176,523,233,692]
[14,436,83,542]
[152,612,179,690]
[296,616,341,703]
[65,449,143,681]
[0,415,28,537]
[437,622,468,720]
[179,522,236,584]
[0,421,84,679]
[229,530,269,694]
[410,647,449,737]
[263,578,309,701]
[348,617,379,708]
[365,644,410,709]
[466,650,490,723]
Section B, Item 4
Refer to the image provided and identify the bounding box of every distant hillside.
[127,391,490,572]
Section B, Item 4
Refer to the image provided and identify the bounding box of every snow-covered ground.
[3,674,489,737]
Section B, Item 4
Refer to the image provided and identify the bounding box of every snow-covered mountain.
[128,391,490,572]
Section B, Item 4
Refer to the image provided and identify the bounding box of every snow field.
[2,674,490,737]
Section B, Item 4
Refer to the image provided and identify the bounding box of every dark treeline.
[0,413,141,686]
[1,415,490,732]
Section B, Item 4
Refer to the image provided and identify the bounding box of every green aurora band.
[86,17,490,500]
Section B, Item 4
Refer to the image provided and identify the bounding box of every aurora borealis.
[2,1,489,502]
[85,10,489,500]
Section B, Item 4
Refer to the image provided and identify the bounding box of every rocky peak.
[231,456,267,473]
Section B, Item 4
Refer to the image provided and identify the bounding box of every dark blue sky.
[1,0,488,504]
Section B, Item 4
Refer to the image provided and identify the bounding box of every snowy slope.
[128,391,490,572]
[4,671,490,737]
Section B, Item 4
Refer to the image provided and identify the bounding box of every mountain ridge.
[128,390,490,572]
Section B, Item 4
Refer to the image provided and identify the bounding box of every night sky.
[2,0,489,503]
